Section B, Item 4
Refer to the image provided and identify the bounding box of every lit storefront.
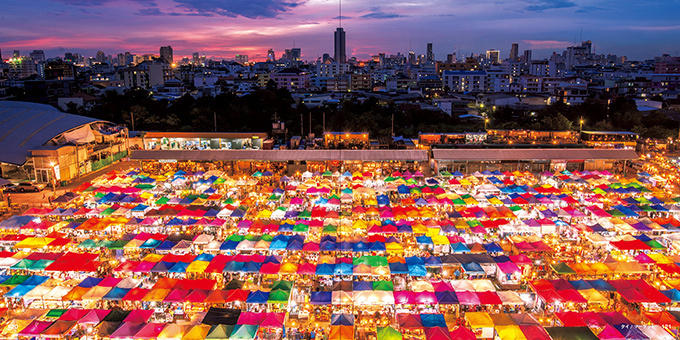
[141,132,268,150]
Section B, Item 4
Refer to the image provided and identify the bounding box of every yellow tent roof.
[15,237,55,249]
[411,280,434,292]
[578,288,609,304]
[186,261,210,273]
[142,288,171,302]
[143,254,164,262]
[431,235,450,245]
[158,324,188,340]
[466,312,494,328]
[279,263,298,274]
[385,243,403,252]
[495,325,527,340]
[181,325,211,340]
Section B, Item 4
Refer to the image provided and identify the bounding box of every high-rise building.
[486,49,500,64]
[29,50,45,62]
[523,50,532,63]
[284,48,301,62]
[322,53,331,63]
[96,51,106,64]
[160,46,173,64]
[509,43,519,62]
[235,54,248,64]
[13,50,20,58]
[446,54,456,63]
[267,49,275,62]
[334,27,346,63]
[408,51,416,65]
[426,43,434,62]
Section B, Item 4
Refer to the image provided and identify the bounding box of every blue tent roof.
[156,240,177,251]
[408,264,427,277]
[331,313,354,326]
[139,238,162,249]
[246,290,269,304]
[421,314,447,328]
[150,261,175,273]
[586,279,616,292]
[388,262,409,274]
[462,262,484,274]
[5,284,36,298]
[334,263,353,275]
[223,261,244,272]
[435,291,459,305]
[77,277,103,288]
[21,275,49,286]
[353,281,373,291]
[103,287,130,300]
[310,291,332,305]
[240,262,261,273]
[315,263,335,276]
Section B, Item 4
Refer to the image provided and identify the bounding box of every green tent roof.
[551,262,576,275]
[377,326,403,340]
[267,289,290,304]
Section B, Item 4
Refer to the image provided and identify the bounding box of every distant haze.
[1,0,679,61]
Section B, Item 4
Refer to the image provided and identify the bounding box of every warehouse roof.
[0,101,103,165]
[433,148,639,161]
[130,149,429,162]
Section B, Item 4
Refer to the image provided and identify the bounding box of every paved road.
[3,159,139,208]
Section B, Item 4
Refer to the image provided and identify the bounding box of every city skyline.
[1,0,680,62]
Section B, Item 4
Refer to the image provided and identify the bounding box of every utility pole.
[130,110,135,131]
[301,113,304,136]
[309,111,312,137]
[214,112,217,132]
[391,113,394,136]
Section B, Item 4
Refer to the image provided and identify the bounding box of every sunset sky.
[2,0,679,62]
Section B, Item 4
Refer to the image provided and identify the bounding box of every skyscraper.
[29,50,45,62]
[334,27,346,63]
[510,43,519,61]
[267,49,275,62]
[160,46,173,64]
[96,51,106,64]
[523,50,532,63]
[486,49,500,64]
[426,43,434,62]
[13,50,20,59]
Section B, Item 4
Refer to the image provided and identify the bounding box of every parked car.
[6,182,46,192]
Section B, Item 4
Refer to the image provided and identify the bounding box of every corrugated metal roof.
[0,101,102,165]
[144,132,268,139]
[433,148,639,161]
[131,149,428,162]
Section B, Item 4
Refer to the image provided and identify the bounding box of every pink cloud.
[521,40,573,49]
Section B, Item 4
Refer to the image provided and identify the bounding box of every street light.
[49,162,56,194]
[579,118,584,133]
[485,118,489,131]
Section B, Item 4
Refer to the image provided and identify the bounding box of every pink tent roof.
[237,312,263,325]
[414,291,438,305]
[634,253,656,264]
[424,326,452,340]
[260,312,286,328]
[110,322,145,339]
[18,320,54,336]
[134,323,166,339]
[497,261,521,274]
[123,310,154,323]
[78,309,111,324]
[58,309,89,321]
[394,291,415,305]
[457,291,481,305]
[598,325,626,340]
[98,276,123,287]
[449,326,476,340]
[519,325,551,340]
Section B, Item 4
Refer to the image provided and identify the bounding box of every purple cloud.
[524,0,576,12]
